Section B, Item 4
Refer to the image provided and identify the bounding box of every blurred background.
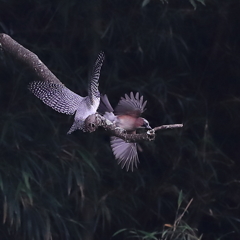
[0,0,240,239]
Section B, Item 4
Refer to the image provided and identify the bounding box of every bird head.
[142,118,152,129]
[136,117,152,130]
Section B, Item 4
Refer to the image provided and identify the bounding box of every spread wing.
[110,136,139,171]
[114,92,147,118]
[28,81,83,115]
[88,51,105,105]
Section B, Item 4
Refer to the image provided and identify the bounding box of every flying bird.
[99,92,151,171]
[28,52,105,134]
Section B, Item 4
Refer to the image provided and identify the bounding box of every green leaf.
[177,190,183,208]
[112,228,127,237]
[189,0,205,10]
[142,0,150,8]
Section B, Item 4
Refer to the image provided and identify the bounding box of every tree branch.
[85,113,183,142]
[0,33,61,84]
[0,33,183,142]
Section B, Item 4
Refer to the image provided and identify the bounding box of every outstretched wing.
[88,51,105,105]
[110,136,139,171]
[114,92,147,118]
[28,81,84,115]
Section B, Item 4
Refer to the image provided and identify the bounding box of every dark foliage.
[0,0,240,239]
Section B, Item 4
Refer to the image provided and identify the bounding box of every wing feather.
[88,51,105,105]
[110,136,139,171]
[114,92,147,117]
[28,81,83,115]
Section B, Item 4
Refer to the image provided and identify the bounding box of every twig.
[154,124,183,131]
[85,113,183,142]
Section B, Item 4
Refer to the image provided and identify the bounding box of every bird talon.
[115,127,126,134]
[147,129,155,134]
[147,129,155,141]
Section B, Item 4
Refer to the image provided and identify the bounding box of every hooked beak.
[145,124,152,130]
[143,119,152,130]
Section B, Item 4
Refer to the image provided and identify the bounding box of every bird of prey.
[98,92,151,171]
[28,52,105,134]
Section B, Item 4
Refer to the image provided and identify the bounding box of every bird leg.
[147,129,155,141]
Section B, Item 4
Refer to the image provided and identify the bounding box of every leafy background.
[0,0,240,239]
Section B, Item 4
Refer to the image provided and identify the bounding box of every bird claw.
[147,129,155,141]
[115,127,127,134]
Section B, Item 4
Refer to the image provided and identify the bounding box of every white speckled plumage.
[29,52,104,134]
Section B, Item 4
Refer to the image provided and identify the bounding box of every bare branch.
[0,33,61,84]
[154,124,183,131]
[85,113,183,142]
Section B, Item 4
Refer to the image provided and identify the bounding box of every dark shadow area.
[0,0,240,239]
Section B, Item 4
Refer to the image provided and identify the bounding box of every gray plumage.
[115,92,147,117]
[29,51,104,134]
[110,136,139,171]
[99,92,151,171]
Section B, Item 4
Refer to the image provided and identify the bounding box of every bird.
[98,92,151,171]
[28,51,105,134]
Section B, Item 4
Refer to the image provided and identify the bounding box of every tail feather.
[98,94,114,114]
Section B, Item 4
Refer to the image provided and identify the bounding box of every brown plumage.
[98,92,151,171]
